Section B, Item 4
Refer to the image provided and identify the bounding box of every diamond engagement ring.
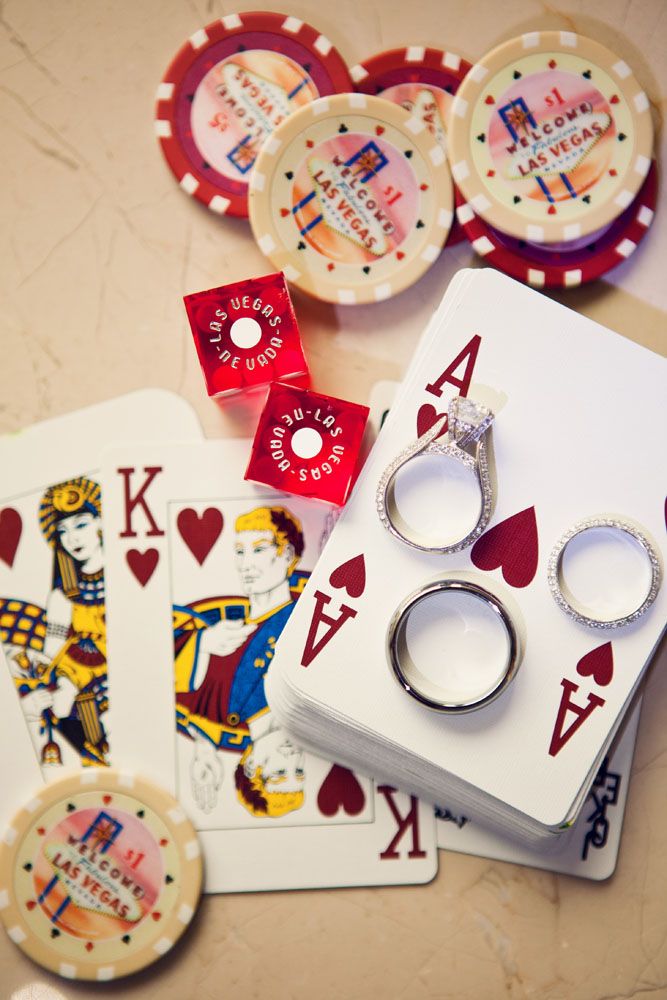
[547,516,662,629]
[386,578,522,713]
[376,396,495,554]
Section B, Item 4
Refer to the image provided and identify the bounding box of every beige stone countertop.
[1,1,666,998]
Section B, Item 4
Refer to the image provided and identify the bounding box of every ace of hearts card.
[100,438,437,892]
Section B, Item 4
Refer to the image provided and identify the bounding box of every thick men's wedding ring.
[386,578,522,713]
[547,516,662,629]
[376,396,495,554]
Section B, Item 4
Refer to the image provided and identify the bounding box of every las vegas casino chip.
[248,93,454,304]
[155,12,353,217]
[0,771,202,981]
[447,31,654,243]
[456,158,657,288]
[351,46,472,247]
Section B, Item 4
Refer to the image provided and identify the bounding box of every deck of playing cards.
[266,269,666,845]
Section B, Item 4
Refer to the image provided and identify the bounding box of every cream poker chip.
[248,93,454,304]
[0,770,202,981]
[447,31,653,243]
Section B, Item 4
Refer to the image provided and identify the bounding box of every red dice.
[245,382,370,506]
[184,272,309,398]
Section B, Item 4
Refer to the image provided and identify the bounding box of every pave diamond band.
[376,396,496,554]
[547,516,662,629]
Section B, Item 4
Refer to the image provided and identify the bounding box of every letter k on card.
[301,554,366,667]
[116,466,165,587]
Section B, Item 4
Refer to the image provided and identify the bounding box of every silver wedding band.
[547,516,662,629]
[386,578,522,713]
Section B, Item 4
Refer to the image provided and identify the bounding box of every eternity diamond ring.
[547,516,662,629]
[376,395,495,554]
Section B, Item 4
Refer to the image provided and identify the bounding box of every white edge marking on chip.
[468,64,487,83]
[60,962,77,979]
[0,889,9,909]
[209,195,230,214]
[178,903,194,924]
[264,136,282,156]
[451,160,470,182]
[312,98,330,115]
[429,145,445,166]
[97,967,115,982]
[185,839,201,860]
[221,14,243,29]
[615,238,637,258]
[472,236,494,256]
[406,46,425,62]
[470,193,491,214]
[374,283,392,301]
[456,202,474,224]
[3,827,17,846]
[154,937,173,956]
[337,289,357,305]
[156,82,174,101]
[167,806,186,824]
[442,52,461,71]
[348,93,367,109]
[154,120,172,138]
[350,64,368,83]
[25,797,43,814]
[612,60,631,79]
[527,268,545,287]
[564,269,582,287]
[563,223,581,240]
[118,773,135,789]
[251,172,265,193]
[437,208,453,229]
[637,205,654,226]
[258,234,276,255]
[405,116,425,135]
[9,925,27,943]
[452,95,468,117]
[526,224,544,242]
[314,34,332,56]
[634,153,650,176]
[614,189,633,209]
[180,173,199,195]
[189,28,208,50]
[522,32,540,48]
[560,32,577,47]
[421,244,440,262]
[80,771,97,785]
[633,91,649,113]
[282,16,303,34]
[283,265,301,281]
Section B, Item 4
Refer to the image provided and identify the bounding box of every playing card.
[267,268,666,838]
[0,643,44,829]
[0,390,203,781]
[100,438,437,892]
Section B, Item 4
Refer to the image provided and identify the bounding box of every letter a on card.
[548,678,605,757]
[301,590,357,667]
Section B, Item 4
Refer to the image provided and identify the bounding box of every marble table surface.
[1,1,666,998]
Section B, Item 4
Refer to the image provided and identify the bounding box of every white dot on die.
[291,427,323,460]
[229,316,262,349]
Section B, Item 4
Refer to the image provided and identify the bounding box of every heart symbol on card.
[317,765,366,817]
[416,403,448,439]
[0,507,22,568]
[177,507,224,566]
[576,641,613,687]
[126,548,159,587]
[329,554,366,598]
[471,506,539,588]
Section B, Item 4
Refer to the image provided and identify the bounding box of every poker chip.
[155,12,353,217]
[448,31,654,243]
[351,46,472,247]
[456,159,657,288]
[248,93,454,304]
[0,770,202,981]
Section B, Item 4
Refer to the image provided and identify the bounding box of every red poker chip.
[351,46,472,246]
[155,12,353,218]
[456,161,657,289]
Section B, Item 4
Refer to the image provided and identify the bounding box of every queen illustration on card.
[173,505,308,818]
[0,476,109,770]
